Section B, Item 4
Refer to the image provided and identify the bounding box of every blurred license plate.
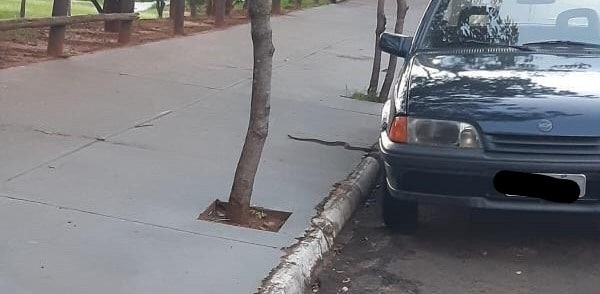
[505,173,586,198]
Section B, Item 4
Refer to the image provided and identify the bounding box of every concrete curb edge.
[258,154,382,294]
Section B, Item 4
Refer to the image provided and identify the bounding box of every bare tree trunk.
[379,0,408,102]
[225,0,234,16]
[103,0,121,32]
[20,0,26,18]
[272,0,282,14]
[48,0,69,56]
[91,0,104,13]
[67,0,72,16]
[367,0,386,96]
[215,0,226,27]
[190,0,198,17]
[294,0,302,9]
[227,0,275,225]
[157,0,166,18]
[206,0,214,15]
[173,0,185,34]
[170,0,176,18]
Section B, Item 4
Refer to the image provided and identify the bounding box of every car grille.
[485,134,600,155]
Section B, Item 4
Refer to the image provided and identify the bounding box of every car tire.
[382,188,418,234]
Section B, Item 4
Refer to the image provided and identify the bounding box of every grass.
[350,91,380,102]
[0,0,99,19]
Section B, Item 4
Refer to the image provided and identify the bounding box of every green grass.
[0,0,99,19]
[350,91,379,102]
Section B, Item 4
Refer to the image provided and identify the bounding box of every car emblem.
[538,119,553,132]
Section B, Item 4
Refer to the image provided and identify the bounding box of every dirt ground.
[0,14,249,70]
[309,181,600,294]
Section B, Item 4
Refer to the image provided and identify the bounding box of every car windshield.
[422,0,600,49]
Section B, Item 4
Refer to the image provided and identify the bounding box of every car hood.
[407,53,600,136]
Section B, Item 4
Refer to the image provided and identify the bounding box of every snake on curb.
[287,134,373,153]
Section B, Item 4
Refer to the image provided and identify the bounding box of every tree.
[215,0,226,27]
[272,0,282,14]
[173,0,185,34]
[156,0,166,18]
[206,0,214,15]
[226,0,275,224]
[225,0,234,16]
[20,0,26,18]
[103,0,121,32]
[379,0,408,102]
[190,0,198,18]
[367,0,386,96]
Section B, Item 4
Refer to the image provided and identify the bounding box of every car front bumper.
[380,132,600,213]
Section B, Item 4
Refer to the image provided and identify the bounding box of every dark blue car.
[379,0,600,233]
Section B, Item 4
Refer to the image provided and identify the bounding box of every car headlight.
[389,117,482,148]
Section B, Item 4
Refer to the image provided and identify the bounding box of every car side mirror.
[380,32,413,58]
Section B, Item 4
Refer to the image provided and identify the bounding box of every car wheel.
[382,188,418,234]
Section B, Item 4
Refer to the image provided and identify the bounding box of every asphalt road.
[309,179,600,294]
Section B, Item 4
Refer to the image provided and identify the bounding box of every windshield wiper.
[522,40,600,49]
[462,40,534,52]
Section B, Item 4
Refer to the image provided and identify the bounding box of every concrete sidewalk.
[0,1,422,292]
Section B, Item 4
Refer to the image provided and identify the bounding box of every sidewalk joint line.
[0,193,280,249]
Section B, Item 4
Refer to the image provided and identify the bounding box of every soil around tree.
[199,199,291,232]
[0,13,249,70]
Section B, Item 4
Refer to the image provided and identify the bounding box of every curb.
[258,154,382,294]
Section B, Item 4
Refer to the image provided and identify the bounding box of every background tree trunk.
[156,0,166,18]
[367,0,386,96]
[48,0,69,56]
[20,0,26,18]
[272,0,282,14]
[225,0,234,16]
[173,0,185,34]
[103,0,121,32]
[294,0,302,9]
[170,0,176,18]
[67,0,72,16]
[190,0,198,17]
[214,0,226,27]
[206,0,214,15]
[91,0,104,13]
[379,0,408,102]
[227,0,275,224]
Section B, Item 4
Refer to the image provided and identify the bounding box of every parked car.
[379,0,600,233]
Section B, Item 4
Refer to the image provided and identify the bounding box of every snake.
[287,134,373,153]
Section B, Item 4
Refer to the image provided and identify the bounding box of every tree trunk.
[225,0,234,16]
[91,0,104,13]
[67,0,72,16]
[190,0,198,17]
[20,0,26,18]
[214,0,226,27]
[206,0,214,16]
[272,0,282,14]
[227,0,275,225]
[118,0,135,44]
[169,0,176,18]
[157,0,166,18]
[48,0,69,56]
[294,0,302,9]
[367,0,386,96]
[103,0,121,32]
[173,0,185,34]
[379,0,408,102]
